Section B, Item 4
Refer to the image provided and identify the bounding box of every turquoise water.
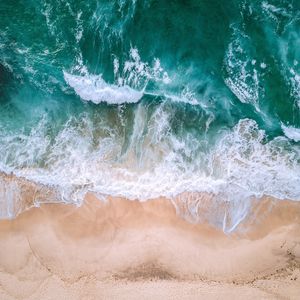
[0,0,300,229]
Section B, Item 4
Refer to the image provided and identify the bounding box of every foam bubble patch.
[282,125,300,142]
[64,71,143,104]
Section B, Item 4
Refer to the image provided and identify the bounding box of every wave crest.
[64,71,143,104]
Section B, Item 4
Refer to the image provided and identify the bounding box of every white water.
[224,27,261,110]
[64,72,143,104]
[0,107,299,230]
[282,125,300,142]
[64,47,172,105]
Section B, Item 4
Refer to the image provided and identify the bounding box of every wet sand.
[0,191,300,299]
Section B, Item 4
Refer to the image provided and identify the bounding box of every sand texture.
[0,190,300,299]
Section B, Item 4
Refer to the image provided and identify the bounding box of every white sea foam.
[65,48,171,105]
[261,1,291,21]
[289,68,300,109]
[0,109,299,231]
[66,47,208,108]
[282,125,300,142]
[113,48,171,89]
[224,27,261,109]
[64,71,143,104]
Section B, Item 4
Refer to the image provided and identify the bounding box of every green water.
[0,0,299,229]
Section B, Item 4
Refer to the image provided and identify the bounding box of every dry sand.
[0,173,300,299]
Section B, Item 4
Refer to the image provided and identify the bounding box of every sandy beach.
[1,0,300,299]
[1,187,300,299]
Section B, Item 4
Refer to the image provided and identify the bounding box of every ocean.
[0,0,299,231]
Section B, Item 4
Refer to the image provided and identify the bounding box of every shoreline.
[1,194,300,299]
[1,171,299,229]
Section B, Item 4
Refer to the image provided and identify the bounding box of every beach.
[1,190,300,299]
[1,1,300,299]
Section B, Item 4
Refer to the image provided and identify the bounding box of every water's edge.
[1,171,299,234]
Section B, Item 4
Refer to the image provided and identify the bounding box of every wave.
[224,26,262,110]
[0,112,299,231]
[64,71,143,104]
[64,48,172,105]
[282,125,300,142]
